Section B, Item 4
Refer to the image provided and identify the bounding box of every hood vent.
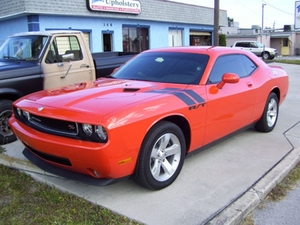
[123,88,140,92]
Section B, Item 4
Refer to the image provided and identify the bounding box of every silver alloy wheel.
[267,97,278,127]
[0,109,13,136]
[150,133,181,182]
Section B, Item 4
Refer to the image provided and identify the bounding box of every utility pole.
[213,0,219,46]
[262,3,266,32]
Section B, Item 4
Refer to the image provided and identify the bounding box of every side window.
[240,55,257,75]
[45,36,83,64]
[235,42,242,47]
[208,54,257,84]
[251,42,258,48]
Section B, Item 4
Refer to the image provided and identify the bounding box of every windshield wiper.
[106,75,117,78]
[2,55,25,61]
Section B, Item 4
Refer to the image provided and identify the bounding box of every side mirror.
[62,53,74,62]
[217,73,239,89]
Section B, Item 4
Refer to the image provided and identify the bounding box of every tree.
[228,17,234,27]
[219,34,226,46]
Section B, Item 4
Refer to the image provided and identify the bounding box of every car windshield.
[256,42,264,48]
[0,35,48,61]
[111,52,209,84]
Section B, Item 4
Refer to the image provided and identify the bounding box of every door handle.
[80,64,90,68]
[247,82,253,87]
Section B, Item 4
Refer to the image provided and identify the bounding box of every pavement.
[1,62,300,225]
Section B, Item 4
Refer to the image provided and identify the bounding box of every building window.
[283,38,289,47]
[122,26,149,53]
[168,29,183,47]
[189,31,211,46]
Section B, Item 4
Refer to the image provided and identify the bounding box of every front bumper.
[9,116,137,180]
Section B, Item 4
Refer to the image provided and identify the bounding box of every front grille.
[13,107,78,138]
[29,114,78,135]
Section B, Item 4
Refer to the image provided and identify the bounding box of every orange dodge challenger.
[9,46,289,190]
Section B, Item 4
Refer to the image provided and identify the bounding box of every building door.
[103,33,112,52]
[281,38,289,55]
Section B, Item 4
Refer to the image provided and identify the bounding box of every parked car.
[231,41,277,60]
[9,46,289,190]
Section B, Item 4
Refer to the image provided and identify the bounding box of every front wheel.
[255,92,279,132]
[262,51,270,60]
[134,121,186,190]
[0,100,17,144]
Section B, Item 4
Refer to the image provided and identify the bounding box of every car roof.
[9,30,82,37]
[144,46,252,55]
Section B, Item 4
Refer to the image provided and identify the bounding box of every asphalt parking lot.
[1,62,299,225]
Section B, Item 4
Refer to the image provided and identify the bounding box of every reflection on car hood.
[20,78,189,117]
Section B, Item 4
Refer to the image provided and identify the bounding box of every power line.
[262,0,294,15]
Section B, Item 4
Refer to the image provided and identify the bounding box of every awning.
[270,34,291,38]
[189,31,211,36]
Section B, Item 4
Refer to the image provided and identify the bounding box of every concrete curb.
[0,149,61,179]
[207,147,300,225]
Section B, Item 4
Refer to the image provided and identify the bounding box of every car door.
[42,35,94,89]
[249,42,262,56]
[203,54,258,145]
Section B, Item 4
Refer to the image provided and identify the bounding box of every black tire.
[134,121,186,190]
[0,100,17,144]
[262,51,270,60]
[255,92,279,132]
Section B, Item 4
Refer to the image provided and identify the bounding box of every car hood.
[18,78,189,118]
[0,60,41,78]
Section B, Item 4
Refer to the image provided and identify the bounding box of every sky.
[168,0,297,29]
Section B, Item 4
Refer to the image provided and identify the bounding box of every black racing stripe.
[146,88,197,106]
[172,92,196,106]
[146,88,181,94]
[183,90,205,103]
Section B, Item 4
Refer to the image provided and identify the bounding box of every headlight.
[82,124,93,136]
[95,125,107,141]
[82,124,108,142]
[16,108,22,116]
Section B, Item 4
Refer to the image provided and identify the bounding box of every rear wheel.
[255,92,278,132]
[134,121,186,190]
[0,100,17,144]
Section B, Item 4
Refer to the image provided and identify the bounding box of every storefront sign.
[296,1,300,29]
[87,0,141,14]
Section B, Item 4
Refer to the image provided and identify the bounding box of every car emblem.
[38,106,44,112]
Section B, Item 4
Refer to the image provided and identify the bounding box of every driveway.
[1,62,299,225]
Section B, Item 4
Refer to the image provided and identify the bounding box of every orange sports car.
[9,46,289,190]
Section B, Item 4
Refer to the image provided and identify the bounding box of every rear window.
[112,52,209,84]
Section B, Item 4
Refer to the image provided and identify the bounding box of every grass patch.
[273,59,300,65]
[267,162,300,201]
[0,162,141,225]
[241,161,300,225]
[0,145,5,154]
